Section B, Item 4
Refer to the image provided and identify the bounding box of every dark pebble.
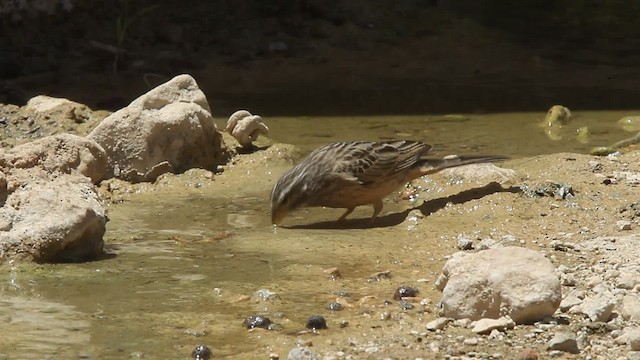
[326,302,343,311]
[192,345,212,360]
[399,299,414,310]
[306,315,328,330]
[243,315,273,329]
[393,286,419,300]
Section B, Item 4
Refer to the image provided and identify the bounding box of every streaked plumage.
[270,140,505,225]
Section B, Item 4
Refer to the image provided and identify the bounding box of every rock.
[440,163,516,184]
[560,273,577,286]
[305,315,327,330]
[25,95,92,124]
[252,289,281,302]
[616,327,640,351]
[456,236,474,250]
[87,74,226,182]
[436,247,561,323]
[225,110,269,148]
[618,116,640,132]
[471,316,515,334]
[426,317,451,331]
[548,332,579,354]
[544,105,572,127]
[622,295,640,321]
[573,291,615,322]
[191,345,212,360]
[477,238,502,250]
[0,173,105,262]
[0,133,107,184]
[631,332,640,352]
[287,347,320,360]
[559,294,582,312]
[518,348,539,360]
[463,337,479,346]
[617,220,633,231]
[618,272,639,290]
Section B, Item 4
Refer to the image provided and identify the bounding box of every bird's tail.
[417,155,508,175]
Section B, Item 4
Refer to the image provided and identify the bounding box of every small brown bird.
[270,140,505,225]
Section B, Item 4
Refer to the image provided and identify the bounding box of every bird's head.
[270,166,313,225]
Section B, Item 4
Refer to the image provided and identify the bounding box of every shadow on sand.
[287,182,522,230]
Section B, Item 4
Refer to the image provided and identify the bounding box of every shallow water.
[0,111,637,359]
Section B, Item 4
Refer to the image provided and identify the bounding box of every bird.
[270,140,506,225]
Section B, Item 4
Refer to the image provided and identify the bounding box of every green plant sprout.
[113,0,158,73]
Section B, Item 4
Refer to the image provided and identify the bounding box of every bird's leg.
[338,207,355,222]
[371,199,384,219]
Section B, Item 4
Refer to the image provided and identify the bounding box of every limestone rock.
[87,74,226,182]
[572,291,615,322]
[618,272,639,289]
[559,294,582,312]
[440,163,516,184]
[0,133,107,184]
[425,317,451,331]
[25,95,92,124]
[548,332,579,354]
[615,327,640,351]
[0,173,105,262]
[287,346,320,360]
[436,247,561,323]
[622,295,640,321]
[225,110,269,148]
[471,316,516,334]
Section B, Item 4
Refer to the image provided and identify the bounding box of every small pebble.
[617,220,632,231]
[368,270,392,282]
[324,267,341,279]
[463,337,479,346]
[399,300,415,310]
[518,348,538,360]
[393,286,419,300]
[192,345,212,360]
[306,315,328,330]
[426,317,450,331]
[253,289,280,301]
[457,236,474,250]
[243,315,273,329]
[548,332,579,354]
[287,347,319,360]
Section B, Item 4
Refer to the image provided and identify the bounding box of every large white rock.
[0,133,107,184]
[25,95,93,124]
[88,74,226,182]
[0,133,108,263]
[0,173,106,262]
[436,247,562,323]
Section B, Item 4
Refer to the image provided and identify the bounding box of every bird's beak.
[271,207,287,225]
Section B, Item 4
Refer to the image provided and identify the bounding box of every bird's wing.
[335,141,431,185]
